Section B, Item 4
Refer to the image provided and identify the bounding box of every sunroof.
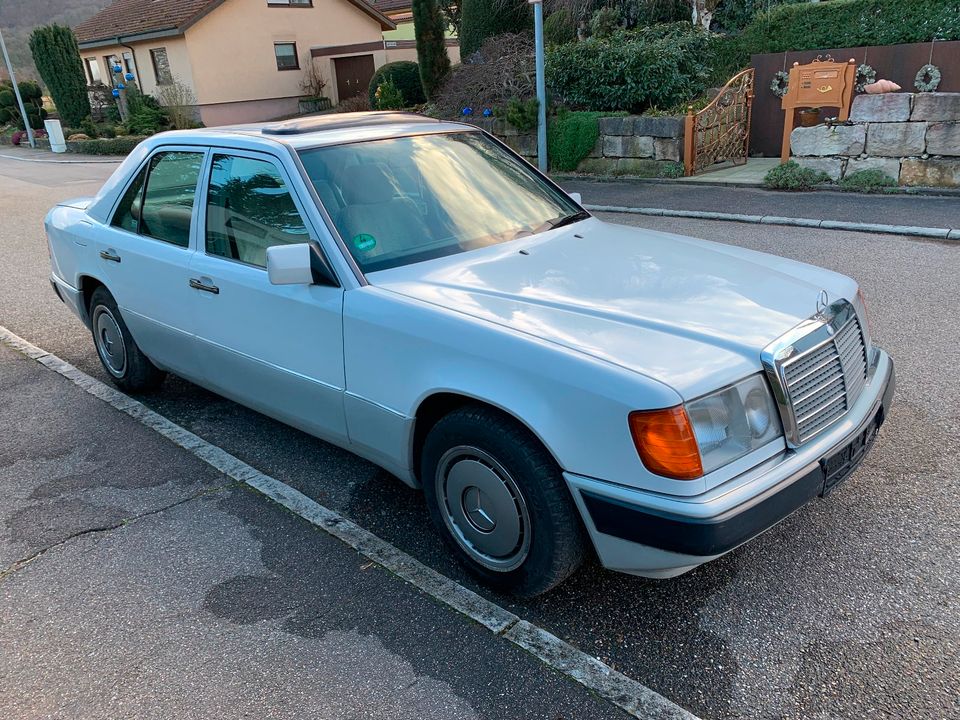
[261,111,440,136]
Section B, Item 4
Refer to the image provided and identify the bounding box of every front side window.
[150,48,173,85]
[274,42,299,71]
[205,154,309,268]
[138,151,204,248]
[297,132,583,273]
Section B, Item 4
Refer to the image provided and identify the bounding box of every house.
[73,0,396,126]
[373,0,460,65]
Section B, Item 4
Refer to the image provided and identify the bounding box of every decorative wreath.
[770,70,789,98]
[855,63,876,93]
[915,64,941,92]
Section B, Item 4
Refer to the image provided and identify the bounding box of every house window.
[104,55,120,80]
[274,42,300,71]
[84,57,102,85]
[266,0,313,6]
[122,51,135,74]
[150,48,173,85]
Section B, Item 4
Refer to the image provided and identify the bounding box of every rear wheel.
[89,286,165,392]
[422,405,587,597]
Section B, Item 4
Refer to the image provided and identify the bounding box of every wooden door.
[334,55,376,102]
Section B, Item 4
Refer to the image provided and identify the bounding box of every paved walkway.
[0,145,121,164]
[560,179,960,232]
[677,157,779,185]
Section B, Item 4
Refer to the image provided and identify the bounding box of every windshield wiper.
[549,209,591,229]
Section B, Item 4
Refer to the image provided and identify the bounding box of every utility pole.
[529,0,547,172]
[0,26,36,148]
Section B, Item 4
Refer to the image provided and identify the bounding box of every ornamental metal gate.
[683,68,755,176]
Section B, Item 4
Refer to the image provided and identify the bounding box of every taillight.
[628,407,703,480]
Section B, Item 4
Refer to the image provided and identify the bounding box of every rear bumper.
[566,349,895,577]
[50,273,88,327]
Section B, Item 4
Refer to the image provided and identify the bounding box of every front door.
[334,54,375,102]
[188,149,347,443]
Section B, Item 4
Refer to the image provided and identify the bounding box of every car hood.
[370,218,858,399]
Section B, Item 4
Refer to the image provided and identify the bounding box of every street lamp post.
[528,0,547,172]
[0,26,36,148]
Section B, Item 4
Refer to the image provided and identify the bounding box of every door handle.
[99,250,121,263]
[189,278,220,294]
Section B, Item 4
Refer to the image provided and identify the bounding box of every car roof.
[156,112,480,151]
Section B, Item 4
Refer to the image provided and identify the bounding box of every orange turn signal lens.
[628,407,703,480]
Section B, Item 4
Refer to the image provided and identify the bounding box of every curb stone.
[584,204,957,241]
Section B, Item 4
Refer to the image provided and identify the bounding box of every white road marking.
[0,325,700,720]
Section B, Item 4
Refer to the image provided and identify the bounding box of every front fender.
[343,287,707,496]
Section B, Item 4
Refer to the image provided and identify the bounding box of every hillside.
[1,0,109,81]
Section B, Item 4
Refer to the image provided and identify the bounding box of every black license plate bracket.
[819,408,884,496]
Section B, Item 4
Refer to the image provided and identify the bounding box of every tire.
[88,286,166,392]
[421,404,587,597]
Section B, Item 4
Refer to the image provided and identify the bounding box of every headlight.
[629,374,783,480]
[686,374,782,474]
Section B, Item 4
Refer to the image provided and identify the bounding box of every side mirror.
[266,242,340,287]
[568,192,582,205]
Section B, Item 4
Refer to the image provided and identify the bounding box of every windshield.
[298,131,585,272]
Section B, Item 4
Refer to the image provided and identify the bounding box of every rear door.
[188,148,348,442]
[92,147,206,378]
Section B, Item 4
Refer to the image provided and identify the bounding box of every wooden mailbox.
[780,58,857,162]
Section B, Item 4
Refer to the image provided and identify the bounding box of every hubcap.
[93,306,126,377]
[436,446,531,572]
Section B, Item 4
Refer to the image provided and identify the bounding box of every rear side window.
[205,154,309,268]
[111,165,147,233]
[139,151,204,248]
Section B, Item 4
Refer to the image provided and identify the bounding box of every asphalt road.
[1,154,958,719]
[561,178,960,231]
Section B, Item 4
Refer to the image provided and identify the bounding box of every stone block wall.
[790,93,960,187]
[466,115,684,176]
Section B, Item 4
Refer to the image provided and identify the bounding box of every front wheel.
[422,405,587,597]
[89,286,166,392]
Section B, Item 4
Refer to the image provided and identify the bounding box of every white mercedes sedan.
[46,112,895,596]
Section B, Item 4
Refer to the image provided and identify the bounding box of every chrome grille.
[781,317,868,443]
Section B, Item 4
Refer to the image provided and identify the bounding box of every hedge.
[368,61,427,108]
[547,24,712,113]
[740,0,960,57]
[548,110,603,172]
[66,136,148,155]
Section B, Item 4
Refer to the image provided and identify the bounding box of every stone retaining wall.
[466,115,685,176]
[790,93,960,187]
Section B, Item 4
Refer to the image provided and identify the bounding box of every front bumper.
[566,349,895,578]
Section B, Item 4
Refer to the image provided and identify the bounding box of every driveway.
[1,154,957,720]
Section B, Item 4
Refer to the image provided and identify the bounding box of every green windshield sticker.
[352,233,377,252]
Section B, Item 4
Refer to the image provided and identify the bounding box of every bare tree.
[686,0,718,30]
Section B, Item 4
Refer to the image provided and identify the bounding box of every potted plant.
[798,107,821,127]
[299,63,332,114]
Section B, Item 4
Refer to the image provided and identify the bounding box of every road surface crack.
[0,482,239,582]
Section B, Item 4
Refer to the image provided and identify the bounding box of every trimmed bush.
[460,0,532,57]
[29,24,91,127]
[368,61,428,108]
[548,110,601,172]
[0,81,47,130]
[547,24,712,113]
[762,160,830,190]
[413,0,451,99]
[544,10,576,46]
[839,169,898,193]
[66,136,147,156]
